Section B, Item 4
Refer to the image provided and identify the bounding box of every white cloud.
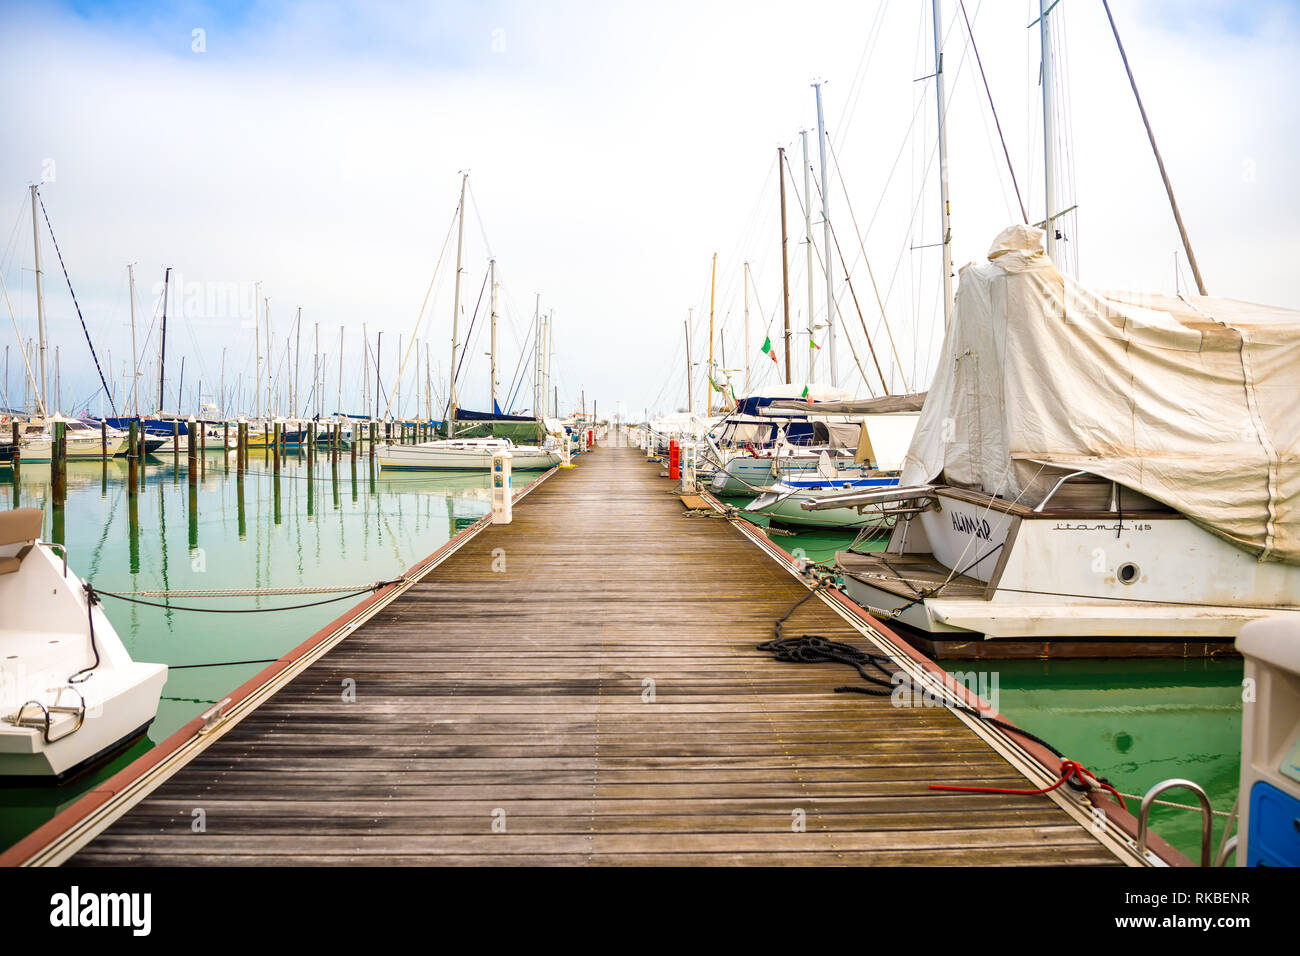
[2,0,1296,417]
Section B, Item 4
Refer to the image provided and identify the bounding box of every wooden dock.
[51,444,1133,865]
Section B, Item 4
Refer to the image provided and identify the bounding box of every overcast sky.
[2,0,1296,421]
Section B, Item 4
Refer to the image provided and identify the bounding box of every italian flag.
[761,336,778,364]
[801,384,810,399]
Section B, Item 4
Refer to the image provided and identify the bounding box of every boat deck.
[63,445,1121,865]
[836,550,988,601]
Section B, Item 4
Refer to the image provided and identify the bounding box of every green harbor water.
[0,448,495,852]
[966,658,1242,864]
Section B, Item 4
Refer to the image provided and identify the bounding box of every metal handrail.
[800,483,937,511]
[1032,470,1090,512]
[1214,835,1238,867]
[44,541,68,577]
[4,686,86,744]
[1137,778,1213,866]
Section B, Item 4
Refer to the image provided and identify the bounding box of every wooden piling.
[50,420,66,503]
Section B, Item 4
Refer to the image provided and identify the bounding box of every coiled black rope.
[759,633,897,696]
[757,583,1075,767]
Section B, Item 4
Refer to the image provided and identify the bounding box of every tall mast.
[778,147,792,384]
[1040,0,1058,263]
[707,252,717,416]
[361,322,368,418]
[489,258,498,412]
[814,82,838,384]
[931,0,954,326]
[313,321,319,418]
[158,267,171,411]
[128,262,139,415]
[337,326,344,415]
[254,282,262,418]
[1101,0,1207,294]
[801,130,816,383]
[546,311,555,417]
[28,186,48,417]
[293,306,302,415]
[684,313,693,416]
[532,293,541,417]
[743,260,751,393]
[219,347,226,417]
[448,172,468,437]
[264,296,272,416]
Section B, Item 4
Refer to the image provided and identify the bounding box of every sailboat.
[740,400,921,528]
[377,174,560,473]
[826,224,1300,643]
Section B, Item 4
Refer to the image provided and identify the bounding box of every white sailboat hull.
[17,434,126,461]
[745,486,895,530]
[376,441,561,471]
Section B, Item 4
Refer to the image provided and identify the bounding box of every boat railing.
[1031,470,1091,512]
[1136,778,1214,866]
[3,686,86,744]
[44,541,69,577]
[800,483,938,513]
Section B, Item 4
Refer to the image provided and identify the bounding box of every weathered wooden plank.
[71,446,1115,866]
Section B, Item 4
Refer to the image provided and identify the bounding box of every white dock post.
[681,443,696,493]
[491,447,513,524]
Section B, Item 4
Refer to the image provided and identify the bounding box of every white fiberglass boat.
[0,508,167,780]
[745,475,901,530]
[711,448,863,496]
[376,437,561,471]
[13,417,126,461]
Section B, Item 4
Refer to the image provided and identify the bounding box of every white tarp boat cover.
[901,224,1300,564]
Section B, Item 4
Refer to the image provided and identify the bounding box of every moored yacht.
[376,437,561,471]
[820,226,1300,651]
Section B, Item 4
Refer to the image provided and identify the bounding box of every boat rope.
[94,582,402,598]
[758,582,1126,809]
[168,658,280,670]
[1112,793,1232,819]
[85,578,402,613]
[930,758,1126,809]
[67,583,103,684]
[875,541,1004,620]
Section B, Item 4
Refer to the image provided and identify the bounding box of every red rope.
[930,759,1127,810]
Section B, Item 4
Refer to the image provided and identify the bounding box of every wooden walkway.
[71,445,1119,865]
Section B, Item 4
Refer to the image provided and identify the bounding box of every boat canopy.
[901,224,1300,564]
[732,383,852,418]
[766,393,928,415]
[454,407,538,424]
